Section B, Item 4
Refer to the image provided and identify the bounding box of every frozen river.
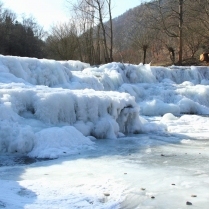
[0,115,209,209]
[1,56,209,208]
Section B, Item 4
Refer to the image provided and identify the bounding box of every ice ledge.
[0,86,141,156]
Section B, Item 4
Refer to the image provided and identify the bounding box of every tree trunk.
[143,45,148,64]
[93,0,108,63]
[107,0,113,62]
[178,0,183,65]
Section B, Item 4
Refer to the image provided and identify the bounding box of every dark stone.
[186,201,192,205]
[104,193,110,197]
[191,195,197,197]
[200,53,209,62]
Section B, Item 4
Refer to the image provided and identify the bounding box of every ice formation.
[0,55,209,157]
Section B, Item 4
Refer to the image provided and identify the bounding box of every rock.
[191,195,197,197]
[141,188,146,190]
[186,201,192,205]
[104,193,110,197]
[200,52,209,62]
[151,196,155,199]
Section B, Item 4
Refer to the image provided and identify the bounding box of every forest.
[1,0,209,66]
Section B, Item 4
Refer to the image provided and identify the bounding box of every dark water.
[0,154,52,167]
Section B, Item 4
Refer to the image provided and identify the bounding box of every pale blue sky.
[1,0,142,31]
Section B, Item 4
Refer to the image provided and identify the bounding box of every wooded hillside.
[113,0,209,66]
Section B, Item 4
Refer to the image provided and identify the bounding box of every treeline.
[114,0,209,65]
[46,0,113,65]
[2,0,209,66]
[0,3,46,58]
[46,0,209,65]
[0,0,114,65]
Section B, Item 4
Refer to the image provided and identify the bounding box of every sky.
[1,0,142,31]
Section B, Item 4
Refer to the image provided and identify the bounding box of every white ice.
[0,115,209,209]
[0,55,209,208]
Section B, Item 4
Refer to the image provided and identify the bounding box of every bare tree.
[185,0,209,53]
[67,0,113,64]
[106,0,113,62]
[178,0,183,64]
[130,5,156,64]
[144,0,185,65]
[184,26,204,58]
[131,29,153,64]
[21,16,46,40]
[189,0,209,37]
[46,21,79,60]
